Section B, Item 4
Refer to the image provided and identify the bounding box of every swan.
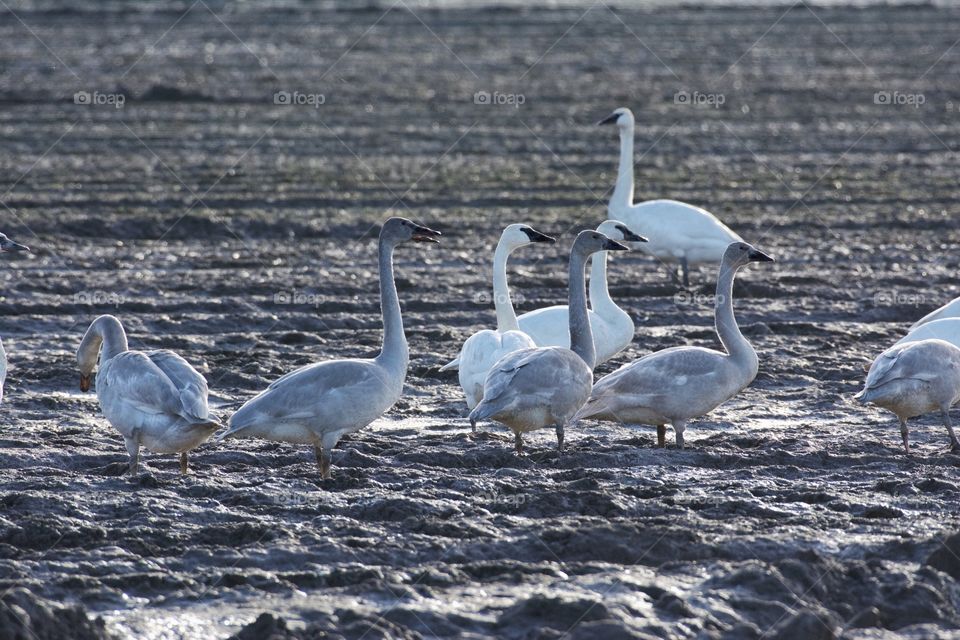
[911,297,960,330]
[0,232,30,404]
[77,315,220,474]
[218,217,441,479]
[574,242,774,448]
[468,230,630,454]
[856,339,960,453]
[598,107,743,286]
[441,223,555,410]
[514,220,647,366]
[895,318,960,349]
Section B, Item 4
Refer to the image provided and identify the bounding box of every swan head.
[597,107,634,129]
[381,217,441,246]
[77,314,128,392]
[0,233,29,253]
[724,242,774,268]
[573,230,631,257]
[501,223,556,250]
[596,220,647,245]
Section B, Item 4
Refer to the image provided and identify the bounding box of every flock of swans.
[0,106,957,478]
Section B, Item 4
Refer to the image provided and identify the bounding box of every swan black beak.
[0,239,29,253]
[522,228,556,244]
[614,224,647,243]
[411,224,441,243]
[597,112,620,126]
[80,374,91,392]
[748,249,774,263]
[603,238,630,252]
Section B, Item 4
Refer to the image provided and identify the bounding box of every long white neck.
[588,251,618,317]
[715,260,757,375]
[80,315,129,365]
[568,248,596,370]
[610,123,635,211]
[491,241,520,332]
[376,238,408,375]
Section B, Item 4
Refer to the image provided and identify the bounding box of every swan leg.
[555,424,565,454]
[124,436,140,476]
[315,445,332,480]
[470,417,478,433]
[656,425,667,448]
[899,418,910,454]
[673,421,687,450]
[179,452,189,475]
[942,410,960,452]
[681,257,690,288]
[514,432,524,456]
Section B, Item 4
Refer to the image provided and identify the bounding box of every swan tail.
[854,388,873,404]
[573,395,612,422]
[439,357,460,372]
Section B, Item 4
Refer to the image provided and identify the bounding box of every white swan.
[598,107,743,286]
[856,339,960,453]
[895,318,960,349]
[442,223,555,410]
[468,230,629,454]
[515,221,646,366]
[218,217,441,479]
[575,242,774,448]
[77,315,220,474]
[0,232,30,404]
[911,297,960,330]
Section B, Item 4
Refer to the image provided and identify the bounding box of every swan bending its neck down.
[443,223,555,410]
[218,217,441,479]
[77,314,220,474]
[575,242,774,449]
[856,339,960,453]
[515,220,646,365]
[598,107,742,287]
[0,232,30,405]
[468,230,629,454]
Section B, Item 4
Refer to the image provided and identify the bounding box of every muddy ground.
[1,1,960,638]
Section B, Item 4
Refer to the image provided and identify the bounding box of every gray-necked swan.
[77,314,220,474]
[468,230,629,454]
[575,242,773,448]
[441,223,555,410]
[218,217,441,479]
[0,232,29,404]
[856,338,960,453]
[515,220,646,365]
[598,107,742,286]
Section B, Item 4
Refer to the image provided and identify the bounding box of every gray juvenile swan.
[468,230,629,454]
[218,217,441,479]
[856,338,960,453]
[0,232,30,404]
[575,242,774,448]
[77,315,220,474]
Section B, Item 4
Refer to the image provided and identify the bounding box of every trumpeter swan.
[218,217,441,479]
[856,339,960,453]
[0,233,29,404]
[443,223,555,410]
[598,107,742,286]
[515,220,647,366]
[575,242,774,448]
[468,230,629,454]
[77,315,220,474]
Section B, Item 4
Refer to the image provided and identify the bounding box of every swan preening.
[443,223,556,410]
[468,230,630,454]
[575,242,774,448]
[77,315,220,474]
[856,339,960,453]
[218,217,441,479]
[599,107,742,286]
[515,220,647,365]
[0,232,29,405]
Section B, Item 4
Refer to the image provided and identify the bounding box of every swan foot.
[555,424,565,454]
[179,452,190,475]
[315,445,332,480]
[900,419,910,455]
[514,432,525,456]
[674,422,687,450]
[656,425,667,448]
[470,418,478,433]
[942,411,960,453]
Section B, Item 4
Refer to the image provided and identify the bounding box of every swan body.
[575,242,774,448]
[598,107,742,285]
[469,230,630,453]
[856,339,960,452]
[0,233,30,404]
[446,224,554,409]
[77,315,219,474]
[219,217,441,479]
[515,220,647,365]
[911,297,960,330]
[896,318,960,349]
